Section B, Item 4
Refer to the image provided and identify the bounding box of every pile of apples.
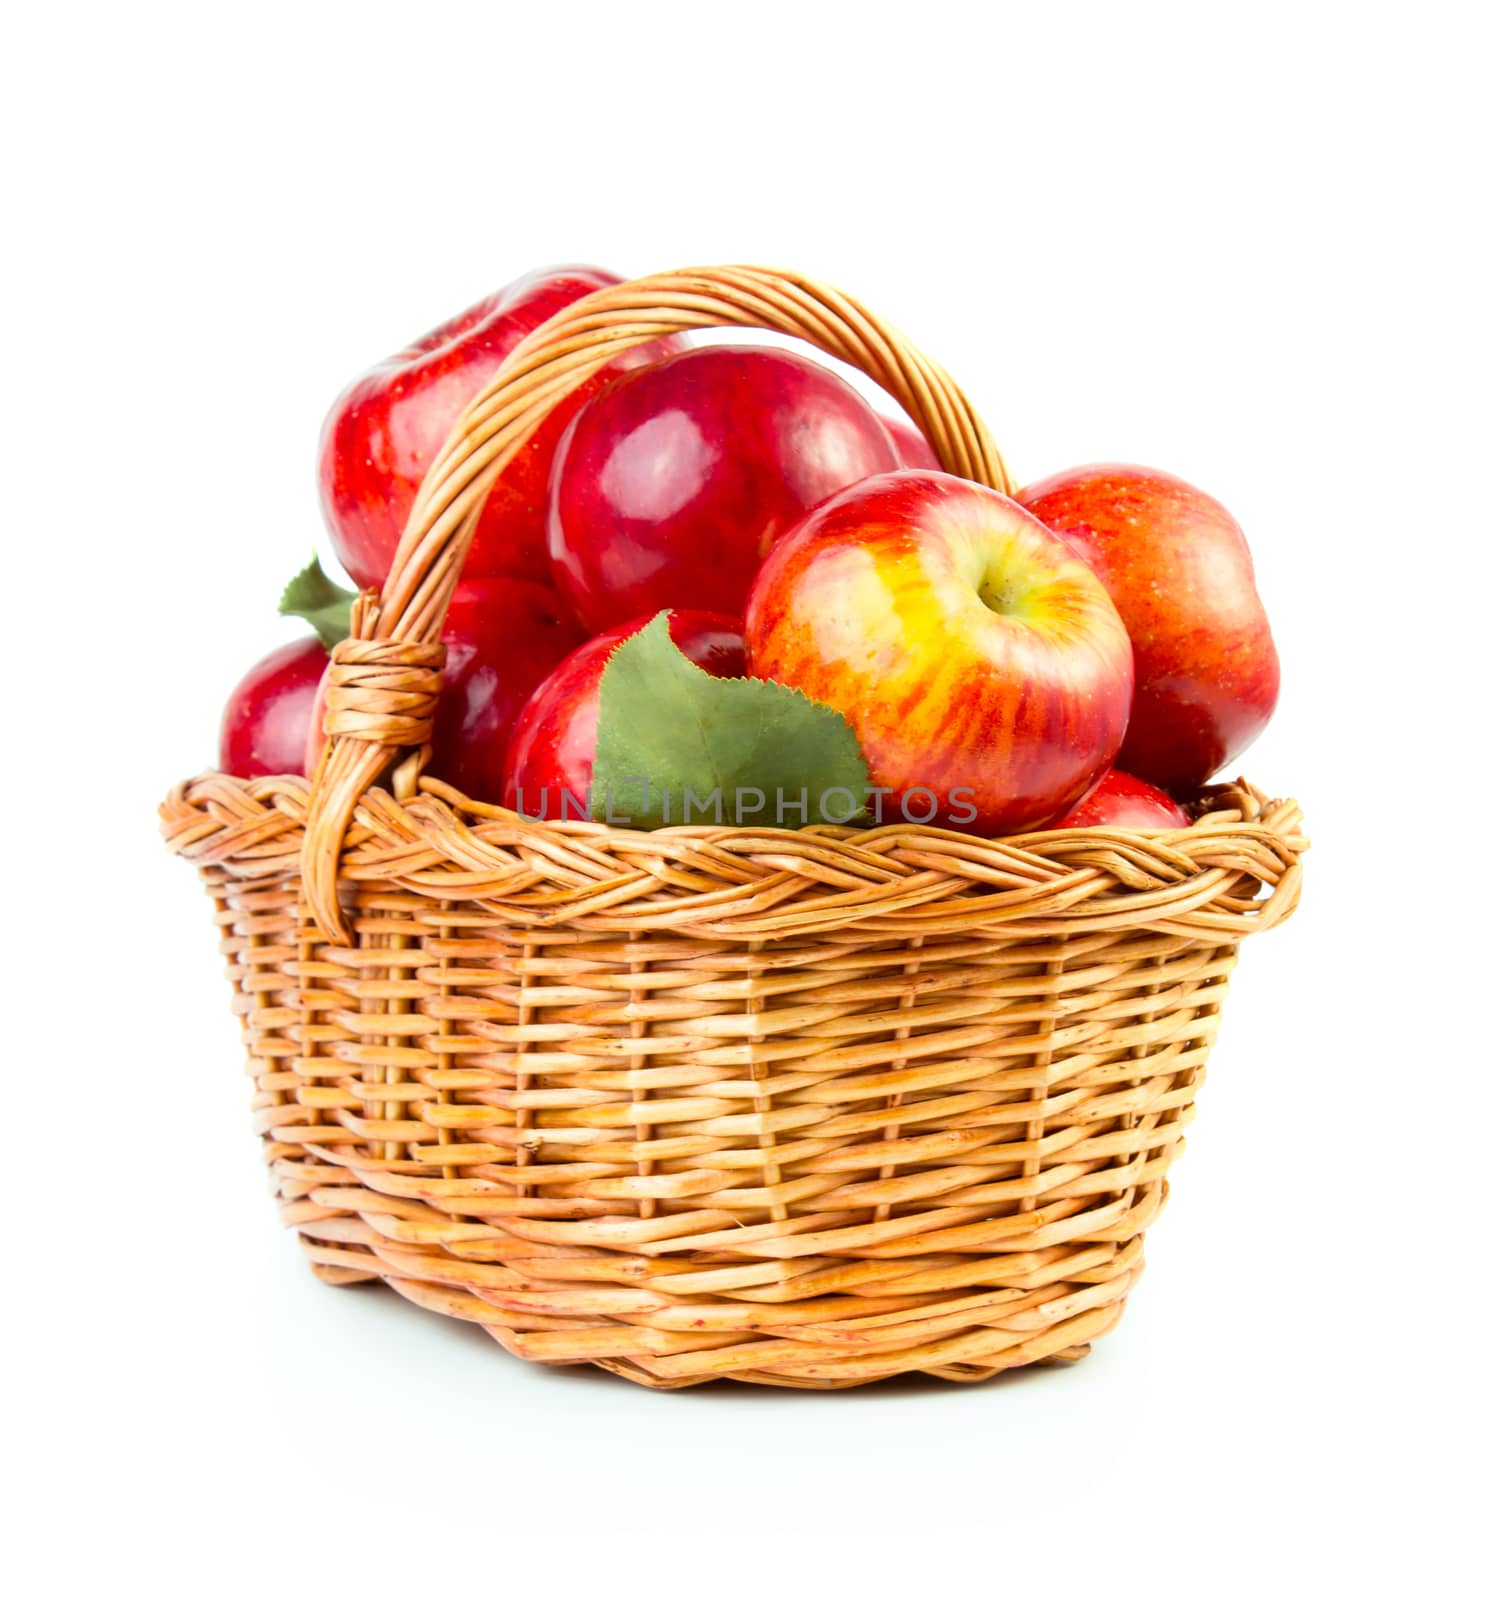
[219,264,1280,836]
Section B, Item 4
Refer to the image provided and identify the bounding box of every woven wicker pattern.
[163,773,1302,1387]
[163,265,1305,1387]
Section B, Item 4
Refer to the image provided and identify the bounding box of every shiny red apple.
[1017,464,1279,793]
[880,413,939,470]
[746,471,1134,835]
[1054,769,1188,829]
[318,266,682,591]
[305,579,585,802]
[547,345,898,632]
[502,610,745,821]
[219,635,327,778]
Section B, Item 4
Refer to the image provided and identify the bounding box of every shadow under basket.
[161,265,1305,1388]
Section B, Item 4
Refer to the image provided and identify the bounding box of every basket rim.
[162,771,1305,945]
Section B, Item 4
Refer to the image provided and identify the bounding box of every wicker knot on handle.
[302,264,1012,943]
[322,638,445,747]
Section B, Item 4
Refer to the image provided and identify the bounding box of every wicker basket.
[161,265,1305,1389]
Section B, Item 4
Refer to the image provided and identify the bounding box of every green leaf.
[279,554,356,649]
[590,613,869,829]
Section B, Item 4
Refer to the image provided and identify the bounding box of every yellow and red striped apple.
[745,472,1135,834]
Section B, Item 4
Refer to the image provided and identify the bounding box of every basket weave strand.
[163,265,1304,1388]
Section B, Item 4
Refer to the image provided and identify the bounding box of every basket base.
[582,1339,1100,1391]
[307,1259,380,1288]
[297,1230,1139,1389]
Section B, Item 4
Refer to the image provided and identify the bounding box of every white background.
[6,3,1481,1595]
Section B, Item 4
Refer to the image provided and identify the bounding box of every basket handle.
[301,263,1015,942]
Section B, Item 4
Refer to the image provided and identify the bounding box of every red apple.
[1054,769,1188,829]
[1016,465,1279,793]
[318,266,683,591]
[502,610,745,821]
[305,579,585,802]
[547,345,898,632]
[219,635,327,779]
[880,413,940,471]
[745,472,1134,835]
